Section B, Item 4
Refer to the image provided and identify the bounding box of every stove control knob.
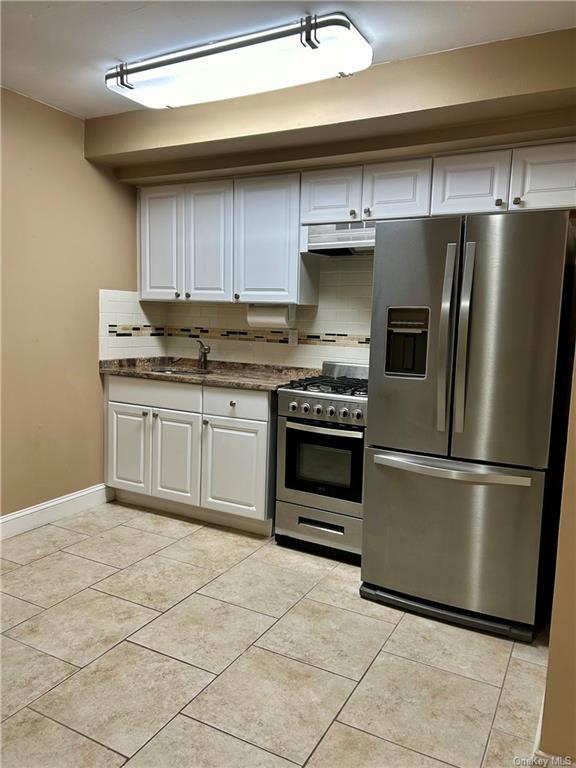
[327,406,336,417]
[352,409,364,421]
[301,402,311,415]
[314,404,324,416]
[339,407,350,419]
[288,401,298,413]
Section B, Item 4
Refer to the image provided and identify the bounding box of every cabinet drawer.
[203,386,269,421]
[107,376,202,412]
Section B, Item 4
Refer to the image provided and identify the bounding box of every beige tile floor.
[1,502,549,768]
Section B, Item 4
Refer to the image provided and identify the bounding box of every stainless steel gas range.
[275,361,368,555]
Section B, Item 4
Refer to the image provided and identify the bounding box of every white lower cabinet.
[106,383,271,523]
[151,409,202,505]
[201,415,268,520]
[108,403,152,495]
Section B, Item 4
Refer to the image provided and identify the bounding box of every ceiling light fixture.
[105,12,373,109]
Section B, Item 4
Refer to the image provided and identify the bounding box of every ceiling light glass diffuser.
[105,13,373,109]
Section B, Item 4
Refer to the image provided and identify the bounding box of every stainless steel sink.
[150,366,211,375]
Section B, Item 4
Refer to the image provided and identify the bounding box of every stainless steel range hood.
[302,222,376,255]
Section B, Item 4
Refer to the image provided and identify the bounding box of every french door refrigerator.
[361,211,574,640]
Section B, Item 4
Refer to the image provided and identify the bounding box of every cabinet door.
[184,180,233,302]
[201,416,268,519]
[509,143,576,210]
[431,150,512,214]
[362,158,432,219]
[151,408,201,505]
[234,175,300,303]
[139,186,184,300]
[300,167,363,223]
[107,403,151,494]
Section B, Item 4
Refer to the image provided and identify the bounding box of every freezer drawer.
[362,448,545,624]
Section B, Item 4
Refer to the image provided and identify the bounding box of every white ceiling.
[2,1,575,119]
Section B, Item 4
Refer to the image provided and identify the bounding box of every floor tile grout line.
[478,643,514,767]
[250,643,363,683]
[1,554,121,611]
[124,638,219,677]
[325,721,461,768]
[12,707,129,763]
[378,647,505,690]
[1,632,82,671]
[300,609,414,767]
[180,712,303,766]
[305,594,402,624]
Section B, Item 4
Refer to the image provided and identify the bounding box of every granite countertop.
[99,357,320,392]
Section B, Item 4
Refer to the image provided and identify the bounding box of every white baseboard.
[116,490,273,538]
[0,484,115,540]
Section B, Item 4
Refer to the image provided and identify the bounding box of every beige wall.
[1,88,136,516]
[540,358,576,759]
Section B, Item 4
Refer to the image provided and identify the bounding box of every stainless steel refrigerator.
[361,211,575,640]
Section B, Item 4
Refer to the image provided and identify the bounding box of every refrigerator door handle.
[436,242,457,432]
[373,453,532,487]
[454,241,476,433]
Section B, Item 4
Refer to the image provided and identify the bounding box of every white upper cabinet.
[139,185,184,301]
[184,180,233,302]
[362,158,432,219]
[509,143,576,210]
[431,150,512,215]
[151,408,202,505]
[234,174,301,303]
[300,167,363,223]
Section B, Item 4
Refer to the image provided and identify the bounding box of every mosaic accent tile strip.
[108,325,371,347]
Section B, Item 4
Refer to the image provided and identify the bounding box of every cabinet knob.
[142,411,149,417]
[363,207,371,217]
[494,198,504,207]
[513,197,523,205]
[229,400,236,407]
[185,292,191,299]
[175,291,181,298]
[203,418,209,426]
[152,412,158,419]
[349,208,357,218]
[234,293,240,301]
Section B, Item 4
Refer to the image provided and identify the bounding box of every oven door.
[277,417,364,517]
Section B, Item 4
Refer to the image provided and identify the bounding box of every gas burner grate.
[288,376,368,396]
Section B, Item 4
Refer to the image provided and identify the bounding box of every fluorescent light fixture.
[105,13,372,109]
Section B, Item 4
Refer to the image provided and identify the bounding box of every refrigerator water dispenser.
[385,307,429,377]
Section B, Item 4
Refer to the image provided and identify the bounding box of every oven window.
[296,444,352,488]
[283,420,364,503]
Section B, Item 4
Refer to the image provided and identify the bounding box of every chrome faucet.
[196,339,211,371]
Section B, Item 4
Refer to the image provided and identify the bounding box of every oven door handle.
[285,421,364,439]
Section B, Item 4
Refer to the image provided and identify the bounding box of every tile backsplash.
[100,255,373,368]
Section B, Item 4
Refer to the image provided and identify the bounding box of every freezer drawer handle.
[437,242,457,432]
[454,242,476,433]
[298,516,345,535]
[373,454,532,487]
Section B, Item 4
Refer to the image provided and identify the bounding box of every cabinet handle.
[142,411,149,417]
[349,208,357,218]
[203,419,209,426]
[185,292,191,299]
[229,400,236,407]
[513,196,523,205]
[363,207,371,216]
[494,198,503,207]
[174,291,181,298]
[234,293,240,301]
[152,412,158,419]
